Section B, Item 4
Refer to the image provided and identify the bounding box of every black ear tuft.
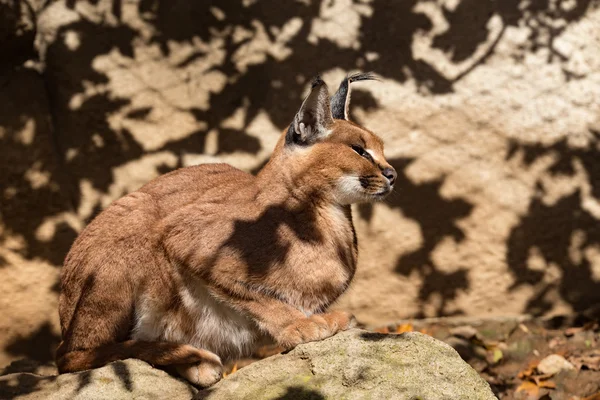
[331,72,379,120]
[311,75,325,89]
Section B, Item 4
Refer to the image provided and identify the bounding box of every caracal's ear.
[330,72,379,120]
[286,77,334,146]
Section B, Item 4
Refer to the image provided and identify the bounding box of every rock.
[0,329,495,400]
[197,329,496,400]
[0,359,197,400]
[537,354,576,376]
[449,325,479,340]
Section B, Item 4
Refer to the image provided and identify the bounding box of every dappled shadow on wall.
[2,0,593,265]
[357,157,474,318]
[506,134,600,315]
[0,0,598,366]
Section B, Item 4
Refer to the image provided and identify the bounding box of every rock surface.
[196,329,495,400]
[0,329,495,400]
[0,359,197,400]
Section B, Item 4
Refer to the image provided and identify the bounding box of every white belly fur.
[132,280,260,361]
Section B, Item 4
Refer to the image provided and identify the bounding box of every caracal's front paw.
[277,311,357,350]
[174,351,223,387]
[322,310,356,332]
[277,315,332,349]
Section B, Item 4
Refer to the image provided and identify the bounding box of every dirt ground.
[385,316,600,399]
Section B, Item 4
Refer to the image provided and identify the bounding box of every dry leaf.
[375,326,390,334]
[582,392,600,400]
[548,337,564,349]
[396,323,414,334]
[564,323,598,337]
[518,360,540,379]
[485,347,504,365]
[531,374,553,384]
[492,348,504,364]
[418,328,431,336]
[223,363,238,378]
[569,351,600,371]
[519,323,530,334]
[534,378,556,389]
[516,381,540,398]
[565,327,584,337]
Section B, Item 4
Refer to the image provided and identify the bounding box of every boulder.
[197,329,496,400]
[0,359,197,400]
[0,329,496,400]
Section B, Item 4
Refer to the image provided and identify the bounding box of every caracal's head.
[275,73,396,205]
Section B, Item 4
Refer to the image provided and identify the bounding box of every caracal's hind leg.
[57,277,223,387]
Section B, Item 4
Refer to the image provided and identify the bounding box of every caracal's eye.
[351,144,366,157]
[351,144,374,163]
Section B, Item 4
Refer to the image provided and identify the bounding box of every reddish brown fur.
[57,77,396,387]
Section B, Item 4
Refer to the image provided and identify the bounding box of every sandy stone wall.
[1,0,599,367]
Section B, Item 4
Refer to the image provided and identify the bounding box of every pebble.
[537,354,576,376]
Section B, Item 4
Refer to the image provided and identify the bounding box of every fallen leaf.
[564,323,598,337]
[569,351,600,371]
[519,323,530,334]
[533,377,556,389]
[582,392,600,400]
[518,360,540,379]
[396,323,413,334]
[223,363,238,378]
[548,337,564,349]
[493,348,504,363]
[486,347,504,365]
[418,328,431,336]
[565,327,584,337]
[516,381,540,398]
[375,326,390,333]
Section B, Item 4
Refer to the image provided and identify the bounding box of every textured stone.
[0,359,197,400]
[196,329,496,400]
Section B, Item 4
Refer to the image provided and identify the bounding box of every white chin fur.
[334,176,367,205]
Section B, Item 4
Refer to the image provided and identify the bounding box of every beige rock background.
[1,0,599,369]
